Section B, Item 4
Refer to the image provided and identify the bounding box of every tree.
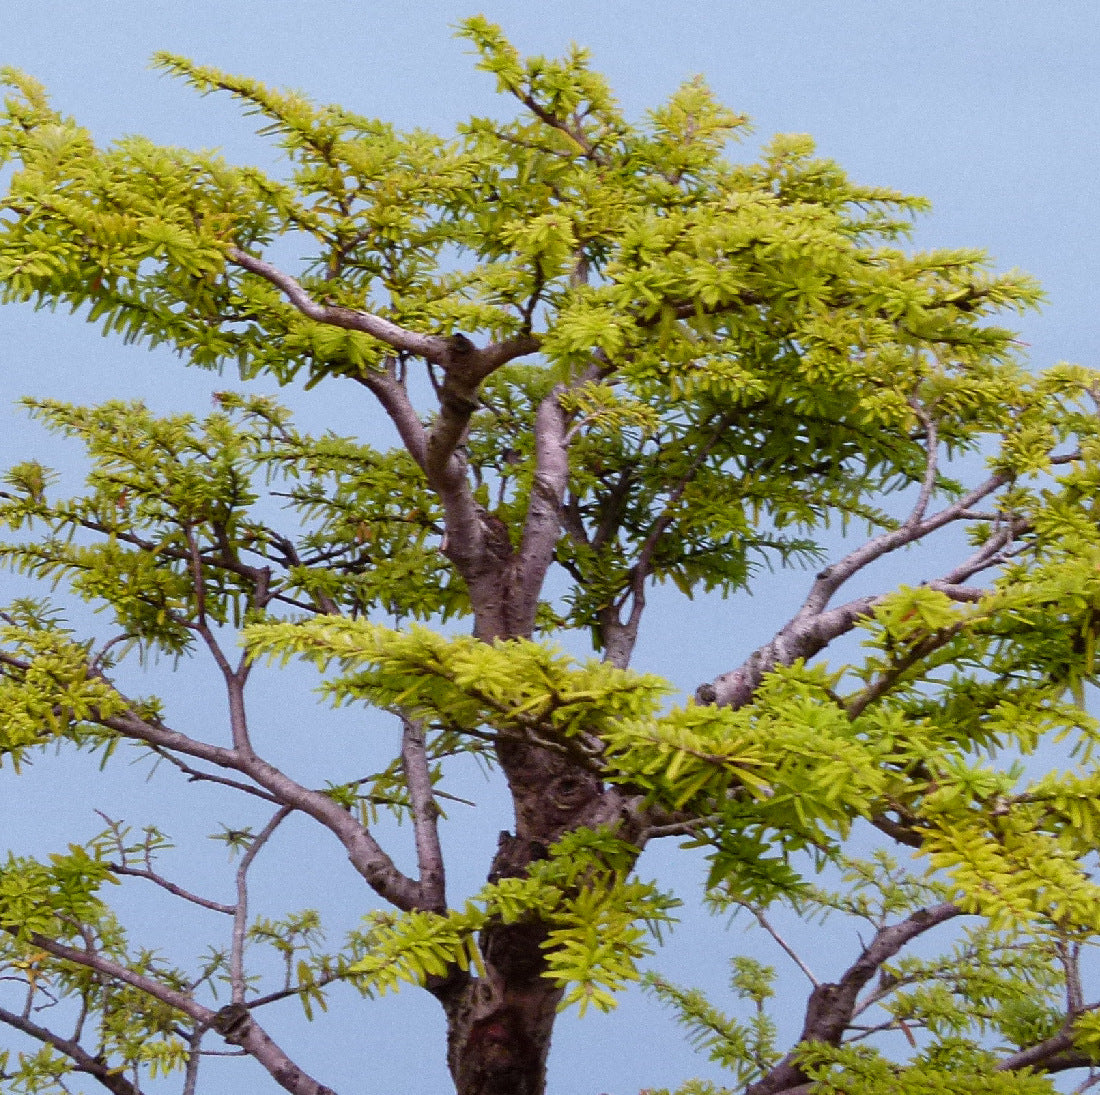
[0,17,1098,1095]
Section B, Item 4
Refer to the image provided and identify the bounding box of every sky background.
[0,3,1098,1093]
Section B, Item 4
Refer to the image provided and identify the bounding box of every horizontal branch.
[228,247,539,379]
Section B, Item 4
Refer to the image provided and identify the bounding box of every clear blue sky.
[0,4,1097,1093]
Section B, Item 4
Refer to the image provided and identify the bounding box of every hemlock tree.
[0,18,1099,1095]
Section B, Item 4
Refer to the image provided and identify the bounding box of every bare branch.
[227,249,553,638]
[143,746,282,804]
[698,469,1015,708]
[232,247,536,380]
[182,1027,204,1095]
[108,864,235,916]
[21,932,211,1025]
[399,717,446,913]
[350,365,431,469]
[243,966,348,1012]
[905,401,939,526]
[995,1022,1098,1076]
[867,810,924,849]
[16,932,338,1095]
[1060,939,1086,1017]
[228,247,449,361]
[801,467,1012,618]
[1071,1070,1100,1094]
[511,387,571,637]
[96,705,425,911]
[748,906,820,988]
[231,807,292,1002]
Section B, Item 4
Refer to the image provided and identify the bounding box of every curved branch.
[228,247,449,361]
[995,1029,1096,1076]
[798,469,1012,621]
[94,703,424,911]
[228,247,537,400]
[231,807,293,1001]
[747,903,962,1095]
[227,246,554,640]
[108,863,235,916]
[698,470,1016,708]
[905,401,939,526]
[143,746,282,804]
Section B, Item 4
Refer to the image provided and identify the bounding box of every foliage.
[0,18,1097,1095]
[646,853,1097,1094]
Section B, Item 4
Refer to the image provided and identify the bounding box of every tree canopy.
[1,18,1099,1095]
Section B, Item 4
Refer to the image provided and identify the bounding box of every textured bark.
[227,251,1012,1095]
[440,931,562,1095]
[428,729,643,1095]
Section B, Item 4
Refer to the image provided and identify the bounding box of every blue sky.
[0,3,1098,1093]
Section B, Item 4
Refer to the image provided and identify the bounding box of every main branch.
[698,468,1017,708]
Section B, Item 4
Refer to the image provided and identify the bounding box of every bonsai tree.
[1,19,1098,1095]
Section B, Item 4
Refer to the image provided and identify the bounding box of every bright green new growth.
[0,16,1098,1095]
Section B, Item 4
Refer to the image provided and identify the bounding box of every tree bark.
[435,737,636,1095]
[226,261,624,1092]
[440,935,562,1095]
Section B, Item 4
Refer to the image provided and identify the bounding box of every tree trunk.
[430,418,622,1092]
[441,937,563,1095]
[433,738,632,1095]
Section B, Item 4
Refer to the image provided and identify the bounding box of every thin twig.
[904,400,939,526]
[750,906,820,987]
[142,747,282,804]
[230,807,292,1003]
[108,863,235,916]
